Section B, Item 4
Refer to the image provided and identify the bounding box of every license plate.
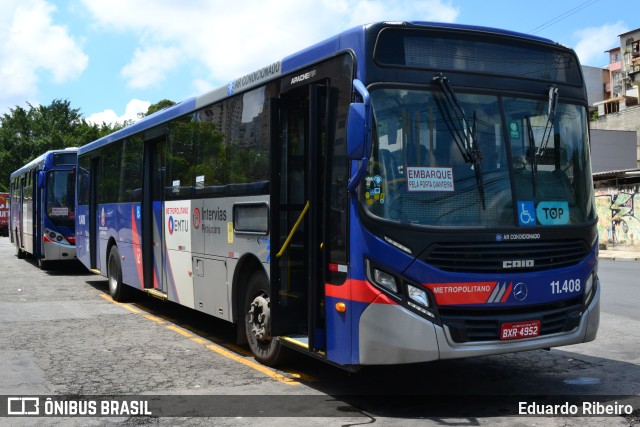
[500,320,540,340]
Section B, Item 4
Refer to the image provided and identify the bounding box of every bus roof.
[77,21,560,156]
[405,21,554,43]
[10,148,78,179]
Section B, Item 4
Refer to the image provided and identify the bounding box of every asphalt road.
[598,259,639,320]
[0,236,638,426]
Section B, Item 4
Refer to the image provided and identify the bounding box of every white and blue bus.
[10,148,78,269]
[75,22,599,369]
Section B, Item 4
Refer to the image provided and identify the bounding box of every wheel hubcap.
[108,256,117,292]
[248,294,271,341]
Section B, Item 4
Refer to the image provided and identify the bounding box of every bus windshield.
[46,170,75,226]
[363,87,596,227]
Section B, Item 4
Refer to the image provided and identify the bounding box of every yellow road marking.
[98,291,302,385]
[204,344,298,385]
[221,342,253,357]
[165,324,193,338]
[99,294,141,313]
[143,314,165,325]
[286,369,318,383]
[191,337,209,345]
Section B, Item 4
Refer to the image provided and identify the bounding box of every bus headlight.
[366,260,398,293]
[407,284,429,307]
[406,284,435,318]
[583,272,595,306]
[43,228,70,245]
[373,268,398,293]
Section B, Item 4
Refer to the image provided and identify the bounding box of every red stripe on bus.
[325,279,397,305]
[424,282,497,306]
[131,205,144,288]
[501,282,513,303]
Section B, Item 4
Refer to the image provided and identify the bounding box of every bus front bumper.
[43,240,77,263]
[357,277,600,365]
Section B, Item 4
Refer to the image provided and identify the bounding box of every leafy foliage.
[0,99,120,191]
[144,99,177,117]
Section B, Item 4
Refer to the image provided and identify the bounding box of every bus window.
[47,169,76,225]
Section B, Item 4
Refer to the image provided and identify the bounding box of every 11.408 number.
[549,279,581,294]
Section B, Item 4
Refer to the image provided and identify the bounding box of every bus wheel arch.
[232,254,264,345]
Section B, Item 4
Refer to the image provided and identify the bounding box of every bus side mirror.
[347,103,367,159]
[347,80,372,193]
[38,171,46,189]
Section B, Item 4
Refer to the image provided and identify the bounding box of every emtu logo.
[168,216,174,235]
[192,208,201,229]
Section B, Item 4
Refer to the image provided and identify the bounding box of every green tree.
[0,99,118,191]
[142,99,176,118]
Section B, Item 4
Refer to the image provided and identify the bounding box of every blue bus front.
[40,166,77,263]
[325,23,599,366]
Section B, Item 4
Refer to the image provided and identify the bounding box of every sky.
[0,0,635,125]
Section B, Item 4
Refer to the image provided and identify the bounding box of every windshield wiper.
[433,73,485,210]
[525,115,538,196]
[525,86,559,196]
[536,85,558,157]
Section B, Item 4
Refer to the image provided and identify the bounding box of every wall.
[595,186,640,248]
[591,105,640,167]
[590,129,638,173]
[582,66,608,106]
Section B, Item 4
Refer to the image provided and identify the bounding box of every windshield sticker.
[51,207,69,216]
[518,201,536,226]
[536,201,569,225]
[509,121,520,139]
[407,167,454,192]
[364,175,385,204]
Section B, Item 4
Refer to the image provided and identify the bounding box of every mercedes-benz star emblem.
[513,282,528,301]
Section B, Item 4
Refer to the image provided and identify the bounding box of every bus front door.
[270,83,328,354]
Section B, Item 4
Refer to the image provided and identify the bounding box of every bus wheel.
[107,246,128,302]
[38,258,49,270]
[244,272,289,366]
[16,245,24,259]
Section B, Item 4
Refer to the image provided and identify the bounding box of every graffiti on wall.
[595,187,640,247]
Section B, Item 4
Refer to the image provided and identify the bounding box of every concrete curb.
[599,250,640,261]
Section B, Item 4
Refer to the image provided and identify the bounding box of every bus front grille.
[422,239,590,273]
[438,298,583,343]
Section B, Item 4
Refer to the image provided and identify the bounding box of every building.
[588,27,640,169]
[620,28,640,94]
[586,28,640,250]
[583,65,609,108]
[593,28,640,116]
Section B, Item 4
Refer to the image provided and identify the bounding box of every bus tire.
[15,237,25,259]
[244,271,290,366]
[38,258,49,270]
[107,245,129,302]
